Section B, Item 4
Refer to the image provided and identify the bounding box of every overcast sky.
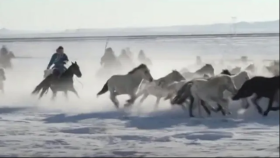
[0,0,279,31]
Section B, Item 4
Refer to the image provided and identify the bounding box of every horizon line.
[0,19,279,33]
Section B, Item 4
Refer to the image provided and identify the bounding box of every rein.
[60,62,84,89]
[74,77,84,88]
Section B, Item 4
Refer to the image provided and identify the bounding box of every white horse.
[222,70,250,97]
[182,64,214,79]
[221,69,250,108]
[164,80,187,101]
[230,67,241,74]
[164,74,210,101]
[265,61,279,76]
[190,74,238,116]
[136,70,185,107]
[244,63,256,72]
[97,64,153,108]
[0,68,6,93]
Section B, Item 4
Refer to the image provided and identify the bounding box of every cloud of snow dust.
[0,37,278,119]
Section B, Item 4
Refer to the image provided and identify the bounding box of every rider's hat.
[57,46,64,50]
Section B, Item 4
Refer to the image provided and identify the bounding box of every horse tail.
[32,75,52,95]
[171,81,193,105]
[97,81,108,96]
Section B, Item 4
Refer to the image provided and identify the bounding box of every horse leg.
[209,103,225,113]
[201,100,211,117]
[263,94,275,116]
[125,94,137,107]
[39,86,49,99]
[154,97,161,110]
[216,99,230,116]
[69,86,80,98]
[191,93,202,117]
[189,96,195,117]
[241,98,250,109]
[51,90,57,101]
[110,92,119,109]
[139,92,149,104]
[250,94,263,115]
[64,91,68,101]
[213,103,226,115]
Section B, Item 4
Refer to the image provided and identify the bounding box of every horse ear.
[71,62,74,64]
[75,61,77,64]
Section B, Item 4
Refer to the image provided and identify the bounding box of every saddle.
[44,68,62,79]
[52,68,61,76]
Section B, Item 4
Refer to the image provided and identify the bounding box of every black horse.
[232,75,279,116]
[32,62,82,100]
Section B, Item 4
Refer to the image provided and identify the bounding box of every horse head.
[232,81,252,100]
[69,61,82,78]
[138,50,145,58]
[221,69,232,76]
[205,64,212,68]
[196,63,214,75]
[245,64,255,71]
[171,70,185,81]
[128,64,153,82]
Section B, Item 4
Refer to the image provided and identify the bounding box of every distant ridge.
[0,20,278,38]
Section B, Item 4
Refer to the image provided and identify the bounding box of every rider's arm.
[63,54,69,62]
[47,53,56,69]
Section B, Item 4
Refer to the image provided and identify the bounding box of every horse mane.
[128,64,147,74]
[221,69,232,75]
[203,64,212,69]
[196,64,212,72]
[60,62,77,76]
[160,70,177,79]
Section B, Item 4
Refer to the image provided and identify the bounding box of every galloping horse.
[0,51,15,69]
[136,70,185,107]
[32,62,82,100]
[97,64,154,108]
[97,47,122,79]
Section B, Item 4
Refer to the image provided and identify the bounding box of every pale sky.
[0,0,279,31]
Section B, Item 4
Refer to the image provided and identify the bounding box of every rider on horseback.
[0,45,8,56]
[46,46,69,77]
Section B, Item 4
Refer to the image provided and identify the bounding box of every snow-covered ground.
[0,36,279,157]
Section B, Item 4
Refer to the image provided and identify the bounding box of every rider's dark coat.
[47,52,69,73]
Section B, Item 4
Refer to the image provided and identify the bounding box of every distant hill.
[0,20,279,38]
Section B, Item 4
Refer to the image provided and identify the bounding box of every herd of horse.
[0,45,279,118]
[94,61,279,117]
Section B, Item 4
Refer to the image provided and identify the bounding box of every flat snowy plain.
[0,36,279,157]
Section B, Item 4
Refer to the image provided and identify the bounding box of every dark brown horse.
[32,62,82,100]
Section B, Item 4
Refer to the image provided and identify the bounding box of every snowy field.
[0,36,279,157]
